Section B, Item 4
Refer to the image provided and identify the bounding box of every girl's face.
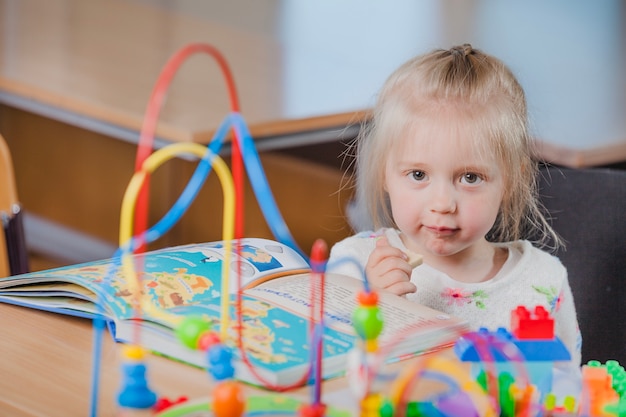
[384,115,505,266]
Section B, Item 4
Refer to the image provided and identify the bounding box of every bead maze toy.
[87,42,354,417]
[84,42,624,417]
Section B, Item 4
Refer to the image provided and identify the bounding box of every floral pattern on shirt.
[441,288,488,309]
[533,285,562,312]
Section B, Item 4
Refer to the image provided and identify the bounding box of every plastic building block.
[511,305,554,340]
[544,393,577,414]
[582,364,620,416]
[603,360,626,399]
[583,360,626,417]
[455,327,570,362]
[454,327,571,402]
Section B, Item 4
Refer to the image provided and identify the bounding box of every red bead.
[298,402,327,417]
[198,331,221,351]
[153,396,188,412]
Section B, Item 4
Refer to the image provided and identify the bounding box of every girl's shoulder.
[500,240,567,281]
[329,228,398,259]
[332,228,387,248]
[327,228,398,277]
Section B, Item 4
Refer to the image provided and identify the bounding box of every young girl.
[328,44,582,368]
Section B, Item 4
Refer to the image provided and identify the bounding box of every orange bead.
[212,380,245,417]
[357,291,379,306]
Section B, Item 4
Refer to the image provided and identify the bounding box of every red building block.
[511,305,554,339]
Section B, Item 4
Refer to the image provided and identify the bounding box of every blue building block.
[454,327,571,402]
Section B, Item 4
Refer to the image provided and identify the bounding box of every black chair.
[0,133,29,277]
[537,164,626,364]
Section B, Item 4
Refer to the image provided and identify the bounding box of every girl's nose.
[429,182,457,213]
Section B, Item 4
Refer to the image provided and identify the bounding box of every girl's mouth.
[424,225,457,236]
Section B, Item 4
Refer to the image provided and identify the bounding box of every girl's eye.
[461,173,483,185]
[409,170,427,182]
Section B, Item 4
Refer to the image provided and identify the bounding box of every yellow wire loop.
[118,142,235,340]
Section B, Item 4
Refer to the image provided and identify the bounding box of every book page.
[245,272,462,341]
[144,238,310,293]
[0,238,311,320]
[0,281,96,298]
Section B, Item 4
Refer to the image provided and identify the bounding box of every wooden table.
[0,302,362,417]
[1,301,586,417]
[1,302,476,417]
[0,302,198,416]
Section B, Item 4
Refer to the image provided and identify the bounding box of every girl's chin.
[421,239,464,257]
[403,233,466,257]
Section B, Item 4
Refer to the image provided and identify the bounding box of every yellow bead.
[122,345,145,361]
[360,393,382,417]
[364,339,378,353]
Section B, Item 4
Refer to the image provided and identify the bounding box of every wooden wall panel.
[0,105,354,259]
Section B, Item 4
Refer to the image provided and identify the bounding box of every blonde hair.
[349,44,560,249]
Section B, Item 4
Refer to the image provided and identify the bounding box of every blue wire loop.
[230,112,306,260]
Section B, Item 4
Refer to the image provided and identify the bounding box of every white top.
[328,228,582,368]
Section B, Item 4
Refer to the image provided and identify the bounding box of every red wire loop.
[131,42,323,392]
[133,43,242,252]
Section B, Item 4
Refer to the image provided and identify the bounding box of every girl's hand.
[365,236,418,297]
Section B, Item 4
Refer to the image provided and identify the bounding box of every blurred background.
[0,0,624,270]
[139,0,626,149]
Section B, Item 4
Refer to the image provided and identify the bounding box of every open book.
[0,238,469,387]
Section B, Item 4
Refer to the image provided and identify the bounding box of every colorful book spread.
[0,238,469,387]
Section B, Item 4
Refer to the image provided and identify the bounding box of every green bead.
[176,316,211,349]
[405,402,422,417]
[378,399,394,417]
[499,372,515,417]
[352,305,384,341]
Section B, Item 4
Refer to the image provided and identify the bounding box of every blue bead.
[207,345,235,380]
[117,363,157,409]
